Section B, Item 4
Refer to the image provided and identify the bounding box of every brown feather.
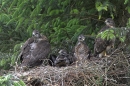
[19,30,51,67]
[74,35,90,61]
[94,18,115,57]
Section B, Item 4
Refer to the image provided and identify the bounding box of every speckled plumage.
[94,18,115,58]
[19,30,51,67]
[74,34,90,61]
[54,49,70,67]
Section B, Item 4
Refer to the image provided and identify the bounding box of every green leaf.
[124,0,129,4]
[70,9,79,14]
[18,80,26,86]
[8,0,18,12]
[15,17,24,31]
[126,6,130,13]
[0,14,10,23]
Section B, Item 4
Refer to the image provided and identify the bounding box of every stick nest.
[9,48,130,86]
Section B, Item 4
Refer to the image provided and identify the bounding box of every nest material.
[9,48,130,86]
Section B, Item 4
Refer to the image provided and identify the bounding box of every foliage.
[0,74,26,86]
[0,0,130,70]
[114,27,130,42]
[96,27,129,43]
[0,52,12,70]
[0,13,28,53]
[97,29,115,40]
[0,0,130,85]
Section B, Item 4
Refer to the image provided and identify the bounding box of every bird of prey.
[74,34,91,62]
[94,18,115,58]
[54,49,70,67]
[19,30,51,67]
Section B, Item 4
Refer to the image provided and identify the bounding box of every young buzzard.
[94,18,115,58]
[54,49,70,67]
[74,34,91,62]
[19,30,51,67]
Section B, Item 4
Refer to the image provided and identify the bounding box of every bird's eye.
[79,37,82,39]
[62,55,65,56]
[107,21,110,23]
[36,32,39,35]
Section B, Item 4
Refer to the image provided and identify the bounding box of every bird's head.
[58,49,67,56]
[105,18,115,28]
[32,30,41,38]
[78,34,85,42]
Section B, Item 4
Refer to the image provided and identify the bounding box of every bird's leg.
[99,51,104,58]
[111,44,114,48]
[104,50,110,57]
[76,61,78,68]
[104,51,107,56]
[14,62,18,73]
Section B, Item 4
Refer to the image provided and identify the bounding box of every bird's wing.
[19,37,34,61]
[82,42,91,58]
[94,38,108,55]
[74,42,81,59]
[99,25,110,32]
[94,25,111,55]
[31,40,51,60]
[83,42,90,53]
